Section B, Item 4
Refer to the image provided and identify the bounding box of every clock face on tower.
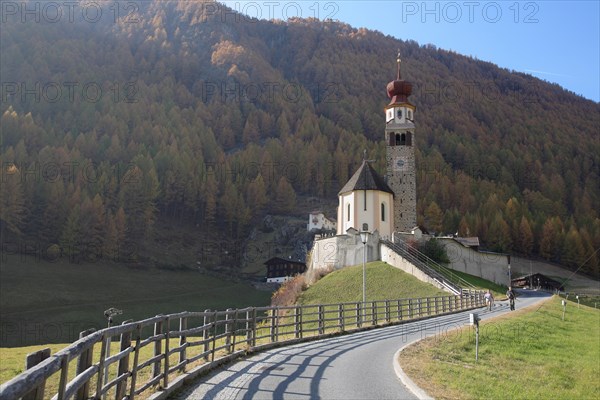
[394,157,406,171]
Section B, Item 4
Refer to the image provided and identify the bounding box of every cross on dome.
[397,49,402,80]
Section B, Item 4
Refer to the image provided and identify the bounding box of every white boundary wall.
[438,238,509,286]
[380,243,449,293]
[310,231,380,271]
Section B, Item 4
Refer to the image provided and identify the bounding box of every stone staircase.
[381,239,477,295]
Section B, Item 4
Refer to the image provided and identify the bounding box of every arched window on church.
[400,133,406,145]
[347,203,351,222]
[395,133,401,145]
[381,203,386,222]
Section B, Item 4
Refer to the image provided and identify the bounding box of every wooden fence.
[0,291,484,400]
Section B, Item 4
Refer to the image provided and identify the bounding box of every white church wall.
[337,192,393,239]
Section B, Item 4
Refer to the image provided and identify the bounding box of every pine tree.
[486,212,513,253]
[60,206,82,261]
[0,163,25,238]
[242,111,260,145]
[424,201,443,234]
[562,226,586,269]
[203,170,218,227]
[246,174,267,212]
[220,180,238,234]
[275,176,296,214]
[517,216,534,256]
[539,218,559,261]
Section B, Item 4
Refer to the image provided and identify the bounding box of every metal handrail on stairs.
[381,239,476,295]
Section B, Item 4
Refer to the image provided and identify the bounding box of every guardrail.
[0,291,484,400]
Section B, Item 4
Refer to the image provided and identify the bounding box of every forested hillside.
[1,1,598,276]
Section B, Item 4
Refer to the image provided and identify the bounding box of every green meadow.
[0,255,271,347]
[399,297,600,400]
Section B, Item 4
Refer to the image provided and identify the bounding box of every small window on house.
[381,203,386,222]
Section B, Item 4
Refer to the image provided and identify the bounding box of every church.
[311,53,420,270]
[337,52,418,240]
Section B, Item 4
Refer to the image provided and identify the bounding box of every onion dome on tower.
[386,51,413,105]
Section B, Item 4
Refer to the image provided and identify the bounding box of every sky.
[223,1,600,102]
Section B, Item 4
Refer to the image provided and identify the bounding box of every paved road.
[172,290,550,400]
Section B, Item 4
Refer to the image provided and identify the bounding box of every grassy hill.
[299,261,448,305]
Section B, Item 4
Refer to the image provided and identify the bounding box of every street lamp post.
[360,227,369,322]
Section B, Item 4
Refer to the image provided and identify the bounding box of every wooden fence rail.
[0,291,484,400]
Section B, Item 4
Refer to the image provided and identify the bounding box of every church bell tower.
[385,51,417,234]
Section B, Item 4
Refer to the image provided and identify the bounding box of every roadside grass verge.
[399,296,600,400]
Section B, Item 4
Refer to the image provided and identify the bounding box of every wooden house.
[265,257,307,283]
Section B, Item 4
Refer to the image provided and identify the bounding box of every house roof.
[338,161,394,196]
[511,273,564,289]
[454,237,480,247]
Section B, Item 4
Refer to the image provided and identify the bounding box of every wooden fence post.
[95,334,108,398]
[355,302,361,327]
[397,300,402,321]
[385,300,390,323]
[251,308,257,347]
[225,309,233,353]
[116,322,132,400]
[203,310,211,361]
[408,299,412,319]
[23,348,51,400]
[245,309,252,346]
[211,311,218,362]
[231,309,238,353]
[318,305,325,334]
[338,304,344,331]
[371,302,377,325]
[294,306,302,339]
[128,325,142,400]
[179,316,188,368]
[76,329,95,400]
[153,319,163,379]
[163,317,170,388]
[57,354,69,400]
[270,308,277,342]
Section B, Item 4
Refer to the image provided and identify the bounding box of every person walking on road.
[484,290,494,311]
[506,287,516,310]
